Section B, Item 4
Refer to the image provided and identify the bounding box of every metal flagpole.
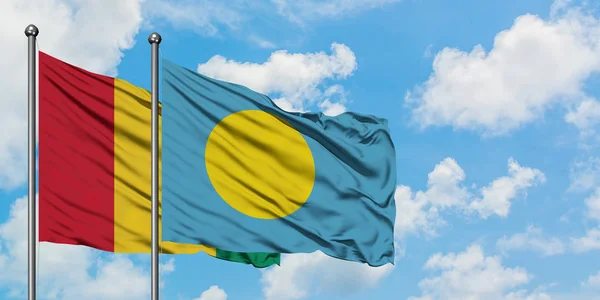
[25,24,39,300]
[148,32,162,300]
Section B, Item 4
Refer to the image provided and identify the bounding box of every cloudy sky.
[1,0,600,299]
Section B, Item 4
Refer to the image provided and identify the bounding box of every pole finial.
[24,24,39,37]
[148,32,162,45]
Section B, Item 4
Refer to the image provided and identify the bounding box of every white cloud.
[569,157,600,192]
[571,228,600,253]
[160,257,176,273]
[468,158,546,218]
[585,187,600,221]
[582,271,600,290]
[550,0,574,17]
[565,98,600,137]
[318,99,347,116]
[406,5,600,136]
[571,187,600,253]
[62,257,149,300]
[272,98,307,114]
[272,0,401,24]
[504,290,553,300]
[496,226,566,257]
[420,157,470,209]
[395,157,545,238]
[317,85,348,116]
[0,0,144,189]
[194,285,228,300]
[409,244,550,300]
[197,43,357,113]
[394,158,468,238]
[0,196,158,299]
[260,251,394,300]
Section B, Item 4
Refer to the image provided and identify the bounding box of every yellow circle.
[205,110,315,219]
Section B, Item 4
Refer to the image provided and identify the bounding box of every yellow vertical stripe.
[113,78,216,256]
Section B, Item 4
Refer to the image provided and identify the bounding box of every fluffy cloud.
[194,285,228,300]
[316,85,348,116]
[197,43,357,114]
[260,251,394,300]
[271,0,401,24]
[406,4,600,136]
[160,258,176,273]
[569,157,600,192]
[503,290,553,300]
[393,158,467,238]
[582,271,600,290]
[585,188,600,221]
[409,244,550,300]
[468,158,546,218]
[0,0,144,188]
[496,189,600,255]
[571,187,600,253]
[0,196,169,299]
[565,98,600,137]
[571,228,600,253]
[395,157,545,238]
[496,226,566,257]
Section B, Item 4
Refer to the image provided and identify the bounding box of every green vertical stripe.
[215,250,280,268]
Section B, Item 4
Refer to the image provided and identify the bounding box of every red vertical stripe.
[39,52,115,252]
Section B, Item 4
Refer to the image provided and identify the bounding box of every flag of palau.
[161,59,397,266]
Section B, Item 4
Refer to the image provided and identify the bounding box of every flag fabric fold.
[38,52,279,268]
[160,59,396,267]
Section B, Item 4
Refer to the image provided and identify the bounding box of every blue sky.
[1,0,600,299]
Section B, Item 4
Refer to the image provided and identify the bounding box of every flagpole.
[149,32,162,300]
[25,24,39,300]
